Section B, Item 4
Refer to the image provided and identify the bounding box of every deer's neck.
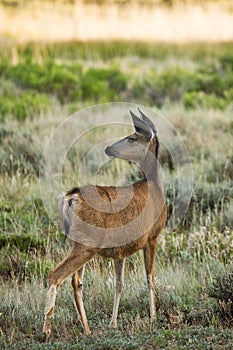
[141,158,159,182]
[140,153,161,186]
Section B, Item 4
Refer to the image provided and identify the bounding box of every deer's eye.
[127,137,136,143]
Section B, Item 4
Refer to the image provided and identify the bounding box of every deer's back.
[60,181,166,257]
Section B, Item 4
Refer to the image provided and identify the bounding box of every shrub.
[194,69,224,97]
[80,67,128,102]
[190,182,233,230]
[131,66,227,107]
[183,91,227,110]
[133,67,196,106]
[158,227,233,266]
[207,265,233,322]
[0,231,67,282]
[219,52,233,73]
[132,62,232,107]
[0,233,47,253]
[0,77,20,96]
[157,67,196,101]
[0,126,41,175]
[0,246,53,282]
[2,61,82,103]
[0,91,52,121]
[224,87,233,105]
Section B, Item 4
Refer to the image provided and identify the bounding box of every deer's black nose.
[105,146,112,156]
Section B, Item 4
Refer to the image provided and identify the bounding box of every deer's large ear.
[138,108,158,136]
[130,110,153,139]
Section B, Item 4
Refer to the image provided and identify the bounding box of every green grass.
[0,40,233,349]
[0,41,233,119]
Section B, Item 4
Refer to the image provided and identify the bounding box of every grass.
[0,40,233,348]
[1,261,233,349]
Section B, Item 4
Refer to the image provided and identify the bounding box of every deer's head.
[105,109,159,167]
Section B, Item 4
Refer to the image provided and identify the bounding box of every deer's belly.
[98,233,150,259]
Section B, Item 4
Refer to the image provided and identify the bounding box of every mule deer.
[43,108,167,337]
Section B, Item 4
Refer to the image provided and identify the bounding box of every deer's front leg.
[143,239,157,320]
[109,258,125,328]
[43,283,57,339]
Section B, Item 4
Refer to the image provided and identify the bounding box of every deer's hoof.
[43,321,52,341]
[109,321,118,329]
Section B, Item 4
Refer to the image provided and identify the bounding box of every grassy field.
[0,40,233,349]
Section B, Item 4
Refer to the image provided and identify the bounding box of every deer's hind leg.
[43,244,97,338]
[72,266,91,335]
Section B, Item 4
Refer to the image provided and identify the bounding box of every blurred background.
[0,1,233,349]
[1,0,233,42]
